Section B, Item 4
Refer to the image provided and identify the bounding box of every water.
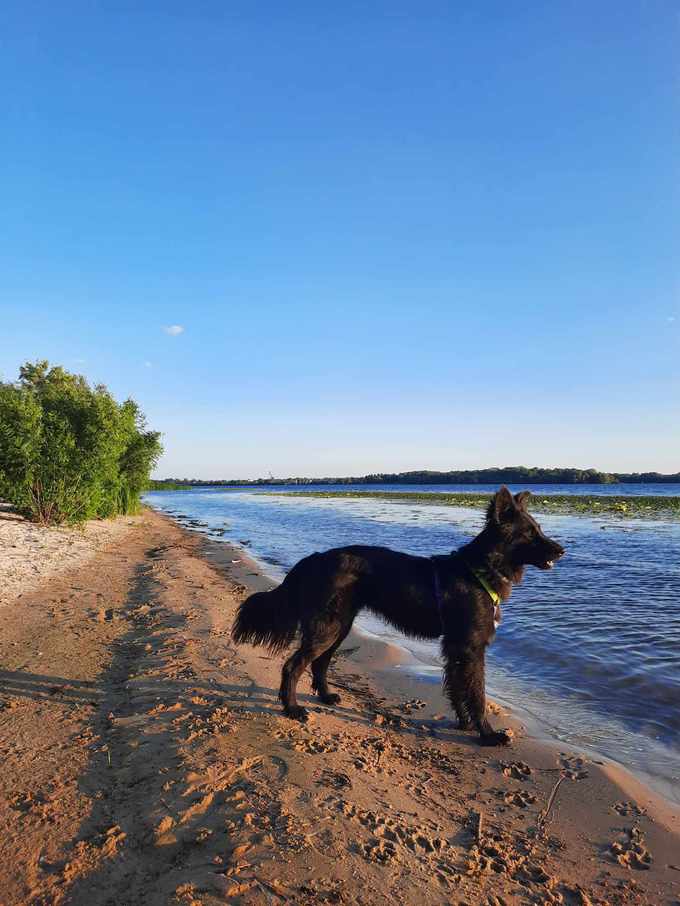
[145,484,680,800]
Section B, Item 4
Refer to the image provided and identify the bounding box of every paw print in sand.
[558,753,589,780]
[500,760,532,780]
[613,800,645,818]
[399,698,427,714]
[497,788,537,808]
[316,769,352,790]
[608,825,652,870]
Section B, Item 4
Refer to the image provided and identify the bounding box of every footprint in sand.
[399,698,427,714]
[10,791,46,812]
[360,837,398,864]
[293,735,338,755]
[559,753,589,780]
[608,825,652,870]
[324,795,447,863]
[317,769,352,790]
[497,788,536,808]
[613,800,646,818]
[500,760,532,780]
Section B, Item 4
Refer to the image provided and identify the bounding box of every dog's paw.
[479,728,513,747]
[318,693,342,706]
[284,705,309,723]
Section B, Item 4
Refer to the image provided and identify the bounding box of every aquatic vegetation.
[267,490,680,520]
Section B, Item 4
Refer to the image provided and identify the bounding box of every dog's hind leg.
[311,624,351,706]
[280,643,324,722]
[443,645,511,746]
[279,623,341,721]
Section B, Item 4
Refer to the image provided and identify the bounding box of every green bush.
[0,360,162,524]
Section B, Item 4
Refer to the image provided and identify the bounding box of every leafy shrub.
[0,360,162,524]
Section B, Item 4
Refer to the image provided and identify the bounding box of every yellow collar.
[470,568,501,606]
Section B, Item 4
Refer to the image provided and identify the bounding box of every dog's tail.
[232,554,321,654]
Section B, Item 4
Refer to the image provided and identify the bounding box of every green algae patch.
[265,491,680,521]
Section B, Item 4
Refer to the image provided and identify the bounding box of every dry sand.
[0,503,138,608]
[0,508,678,905]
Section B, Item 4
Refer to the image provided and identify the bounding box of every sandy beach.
[1,507,678,906]
[0,503,138,609]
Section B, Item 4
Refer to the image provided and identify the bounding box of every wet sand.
[0,508,678,905]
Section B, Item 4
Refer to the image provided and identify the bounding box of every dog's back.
[233,544,442,652]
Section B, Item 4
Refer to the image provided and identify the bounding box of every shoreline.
[2,506,679,905]
[194,521,680,826]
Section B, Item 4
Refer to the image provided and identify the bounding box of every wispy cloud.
[144,361,153,368]
[163,325,185,336]
[668,316,676,323]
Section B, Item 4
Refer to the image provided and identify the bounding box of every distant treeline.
[148,466,680,490]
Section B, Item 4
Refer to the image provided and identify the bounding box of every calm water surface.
[145,484,680,800]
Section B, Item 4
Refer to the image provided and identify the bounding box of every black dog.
[232,487,564,746]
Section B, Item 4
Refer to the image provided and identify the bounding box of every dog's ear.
[514,491,531,510]
[489,486,517,524]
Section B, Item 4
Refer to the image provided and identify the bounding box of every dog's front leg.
[441,650,473,729]
[443,645,512,746]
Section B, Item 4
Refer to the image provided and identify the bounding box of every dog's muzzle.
[540,543,565,570]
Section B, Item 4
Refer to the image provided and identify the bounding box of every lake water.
[144,484,680,800]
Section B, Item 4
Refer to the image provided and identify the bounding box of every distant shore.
[148,465,680,490]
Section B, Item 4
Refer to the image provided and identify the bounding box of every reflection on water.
[145,485,680,800]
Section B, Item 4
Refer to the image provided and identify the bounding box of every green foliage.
[147,479,194,491]
[0,360,162,524]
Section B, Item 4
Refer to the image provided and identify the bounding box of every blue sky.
[1,2,678,478]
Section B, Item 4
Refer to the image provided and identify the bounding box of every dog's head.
[487,487,565,572]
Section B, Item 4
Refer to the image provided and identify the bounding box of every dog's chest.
[493,602,501,629]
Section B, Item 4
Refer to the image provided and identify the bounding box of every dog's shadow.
[206,670,485,748]
[0,667,481,748]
